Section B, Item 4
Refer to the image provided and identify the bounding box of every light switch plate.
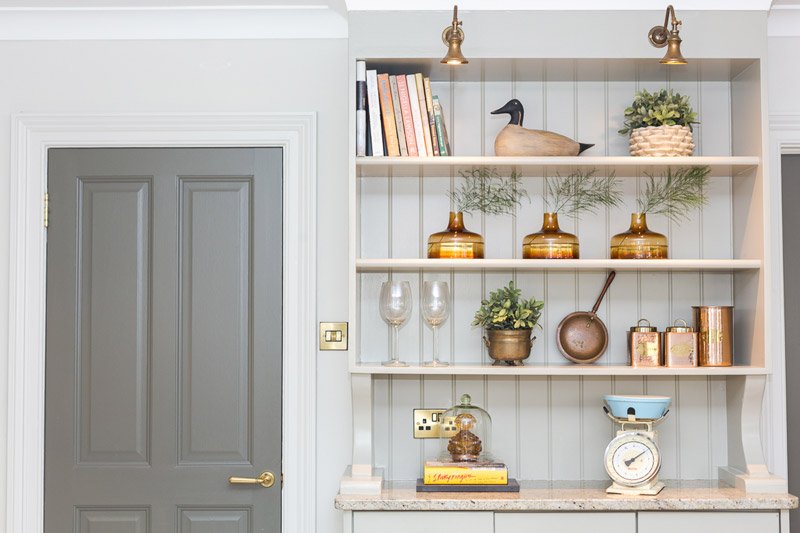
[319,322,348,350]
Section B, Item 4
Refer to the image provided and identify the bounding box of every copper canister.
[692,306,734,367]
[664,319,698,368]
[628,319,661,367]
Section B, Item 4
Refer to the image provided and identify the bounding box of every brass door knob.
[228,471,275,488]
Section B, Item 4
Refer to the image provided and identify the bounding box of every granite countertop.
[335,480,798,512]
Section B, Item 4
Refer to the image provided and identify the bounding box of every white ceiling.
[0,0,794,9]
[345,0,776,10]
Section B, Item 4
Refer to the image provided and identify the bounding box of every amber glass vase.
[427,211,485,259]
[610,213,668,259]
[522,212,579,259]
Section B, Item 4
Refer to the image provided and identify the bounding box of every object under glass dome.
[439,394,493,462]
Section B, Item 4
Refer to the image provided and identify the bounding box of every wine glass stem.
[432,325,439,364]
[392,325,399,363]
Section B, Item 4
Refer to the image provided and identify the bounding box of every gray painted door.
[45,148,282,533]
[782,154,800,533]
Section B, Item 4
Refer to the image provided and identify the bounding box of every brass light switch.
[319,322,348,351]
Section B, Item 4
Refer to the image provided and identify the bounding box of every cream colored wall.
[0,39,351,533]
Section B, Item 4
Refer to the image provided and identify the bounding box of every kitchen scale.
[602,404,669,496]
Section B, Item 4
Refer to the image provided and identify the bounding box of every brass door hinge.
[43,193,49,228]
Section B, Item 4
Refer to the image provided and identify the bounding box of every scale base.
[606,481,665,496]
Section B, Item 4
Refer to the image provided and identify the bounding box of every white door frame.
[5,113,317,533]
[764,113,800,482]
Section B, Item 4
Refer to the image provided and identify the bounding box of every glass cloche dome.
[439,393,493,462]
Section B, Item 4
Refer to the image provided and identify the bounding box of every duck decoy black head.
[491,99,524,126]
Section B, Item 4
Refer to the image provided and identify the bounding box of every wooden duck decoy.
[491,99,594,157]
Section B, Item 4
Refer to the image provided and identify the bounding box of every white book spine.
[356,61,367,157]
[365,69,384,157]
[406,74,428,160]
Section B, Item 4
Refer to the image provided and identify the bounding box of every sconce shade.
[660,34,687,65]
[441,5,468,65]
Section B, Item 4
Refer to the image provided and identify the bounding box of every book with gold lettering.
[423,460,508,485]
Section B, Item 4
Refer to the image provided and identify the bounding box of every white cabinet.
[341,9,785,501]
[495,512,635,533]
[349,511,783,533]
[353,511,493,533]
[637,512,779,533]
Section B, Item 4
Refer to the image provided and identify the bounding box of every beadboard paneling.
[361,60,734,481]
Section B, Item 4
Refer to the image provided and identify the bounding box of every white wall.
[768,36,800,115]
[0,9,793,533]
[0,38,351,533]
[768,8,800,524]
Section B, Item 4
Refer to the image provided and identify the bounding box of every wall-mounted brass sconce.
[648,5,687,65]
[441,5,468,65]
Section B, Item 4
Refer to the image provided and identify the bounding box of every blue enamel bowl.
[603,394,671,420]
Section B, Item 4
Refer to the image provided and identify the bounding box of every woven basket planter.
[629,125,694,157]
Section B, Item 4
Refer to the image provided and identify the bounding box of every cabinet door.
[353,511,493,533]
[495,512,635,533]
[638,512,779,533]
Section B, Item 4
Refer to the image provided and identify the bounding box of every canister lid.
[630,318,657,333]
[666,318,694,333]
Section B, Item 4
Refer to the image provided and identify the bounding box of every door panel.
[637,511,779,533]
[179,179,252,465]
[77,179,151,465]
[179,508,251,533]
[45,148,282,532]
[495,512,636,533]
[76,508,149,533]
[353,512,494,533]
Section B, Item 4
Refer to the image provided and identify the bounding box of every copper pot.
[484,329,534,366]
[557,271,616,364]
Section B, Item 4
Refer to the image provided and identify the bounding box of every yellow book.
[423,463,508,485]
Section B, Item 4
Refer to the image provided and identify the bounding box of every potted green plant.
[619,89,699,157]
[522,168,621,259]
[472,281,544,366]
[427,167,528,259]
[610,166,710,259]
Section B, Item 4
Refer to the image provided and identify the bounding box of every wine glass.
[379,281,412,367]
[421,281,450,367]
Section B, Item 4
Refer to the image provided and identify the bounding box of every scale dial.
[604,432,661,487]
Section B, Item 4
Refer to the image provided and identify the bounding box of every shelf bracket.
[340,373,383,495]
[719,375,788,493]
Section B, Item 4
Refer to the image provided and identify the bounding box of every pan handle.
[590,271,616,315]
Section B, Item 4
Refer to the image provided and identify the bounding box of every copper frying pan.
[556,271,616,364]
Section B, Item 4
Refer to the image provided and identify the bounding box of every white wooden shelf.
[356,156,759,176]
[351,363,769,376]
[356,258,761,272]
[345,46,778,497]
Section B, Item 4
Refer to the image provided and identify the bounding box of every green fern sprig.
[450,167,529,216]
[545,168,622,217]
[637,166,711,223]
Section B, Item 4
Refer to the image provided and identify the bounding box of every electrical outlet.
[440,415,459,438]
[413,409,446,439]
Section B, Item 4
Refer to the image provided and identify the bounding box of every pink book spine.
[395,75,419,156]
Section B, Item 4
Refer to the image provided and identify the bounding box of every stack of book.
[417,460,520,493]
[356,60,451,158]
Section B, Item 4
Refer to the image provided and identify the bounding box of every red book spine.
[395,75,419,156]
